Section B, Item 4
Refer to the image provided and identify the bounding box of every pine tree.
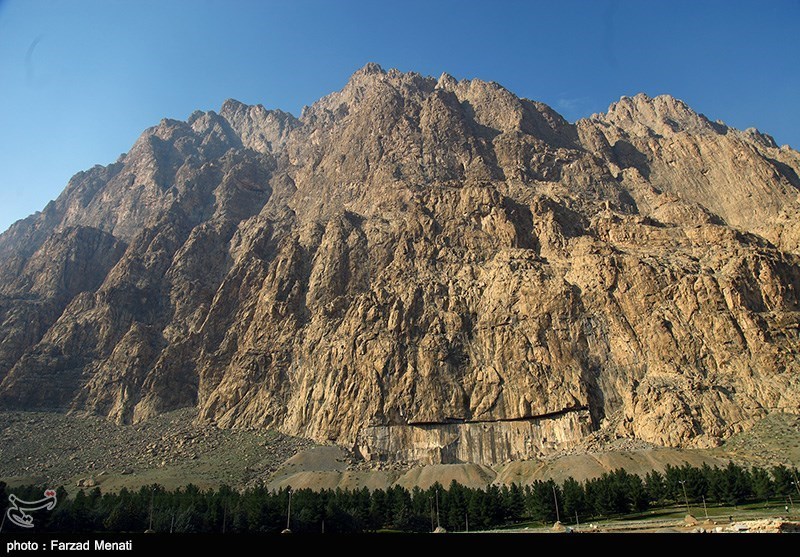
[626,473,649,512]
[751,467,774,502]
[561,477,586,521]
[368,488,388,530]
[645,470,666,504]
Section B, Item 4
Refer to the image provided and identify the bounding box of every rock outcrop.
[1,64,799,464]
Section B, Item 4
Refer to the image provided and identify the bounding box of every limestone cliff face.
[1,64,799,464]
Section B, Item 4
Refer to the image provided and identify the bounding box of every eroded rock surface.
[1,64,799,464]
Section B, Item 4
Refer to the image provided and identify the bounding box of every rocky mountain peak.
[217,98,299,154]
[597,92,720,137]
[743,127,779,149]
[219,98,249,117]
[435,72,457,90]
[357,61,386,75]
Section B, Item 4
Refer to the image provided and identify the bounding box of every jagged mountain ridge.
[1,63,799,464]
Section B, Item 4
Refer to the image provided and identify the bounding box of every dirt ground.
[1,410,798,494]
[266,413,800,491]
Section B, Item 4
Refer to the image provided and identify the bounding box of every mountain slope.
[1,64,799,464]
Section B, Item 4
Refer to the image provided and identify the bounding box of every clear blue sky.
[1,0,798,233]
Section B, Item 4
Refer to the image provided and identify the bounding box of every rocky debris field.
[540,415,663,460]
[0,410,314,491]
[721,518,800,533]
[718,413,800,467]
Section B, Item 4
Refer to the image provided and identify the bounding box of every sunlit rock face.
[1,64,799,464]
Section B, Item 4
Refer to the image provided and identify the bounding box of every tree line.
[2,462,799,533]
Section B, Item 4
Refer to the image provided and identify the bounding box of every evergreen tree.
[504,482,525,524]
[368,488,388,530]
[626,473,649,512]
[526,480,558,522]
[706,465,726,504]
[664,464,683,504]
[751,467,774,502]
[681,464,708,502]
[484,484,505,526]
[561,477,586,521]
[645,470,666,504]
[409,486,431,531]
[445,480,468,531]
[468,489,489,530]
[721,462,752,506]
[388,485,412,530]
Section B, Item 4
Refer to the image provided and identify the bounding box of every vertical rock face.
[1,64,799,464]
[357,409,594,464]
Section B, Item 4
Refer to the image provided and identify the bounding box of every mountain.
[1,63,799,465]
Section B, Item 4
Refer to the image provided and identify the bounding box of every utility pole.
[222,502,227,534]
[792,470,800,496]
[678,480,690,515]
[575,510,580,529]
[286,489,292,532]
[435,489,441,529]
[552,484,560,523]
[465,511,468,533]
[149,488,155,532]
[702,495,709,520]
